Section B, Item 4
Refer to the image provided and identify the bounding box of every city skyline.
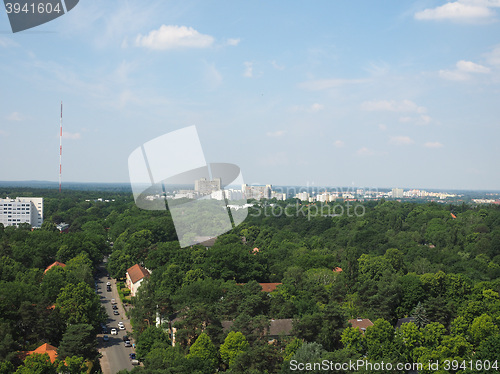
[1,1,500,190]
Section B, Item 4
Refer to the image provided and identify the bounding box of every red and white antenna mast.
[59,101,62,193]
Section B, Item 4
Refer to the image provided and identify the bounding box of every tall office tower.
[0,197,43,228]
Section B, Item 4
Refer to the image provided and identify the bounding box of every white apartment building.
[0,197,43,228]
[392,188,404,199]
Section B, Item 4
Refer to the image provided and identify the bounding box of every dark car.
[122,335,129,342]
[112,305,118,310]
[101,325,108,334]
[103,335,109,342]
[129,353,136,360]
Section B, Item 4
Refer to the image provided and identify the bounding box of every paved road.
[96,266,135,374]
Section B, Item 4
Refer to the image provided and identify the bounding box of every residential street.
[96,263,136,374]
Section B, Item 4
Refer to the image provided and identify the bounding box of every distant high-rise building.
[0,197,43,228]
[195,177,221,195]
[392,188,404,199]
[242,184,272,200]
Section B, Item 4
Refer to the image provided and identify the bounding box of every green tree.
[57,356,88,374]
[281,342,326,374]
[469,314,498,347]
[56,282,105,325]
[220,331,249,368]
[136,326,171,359]
[341,326,365,354]
[411,302,429,328]
[0,361,15,374]
[365,318,395,360]
[15,353,57,374]
[187,333,218,374]
[57,324,98,360]
[283,338,302,361]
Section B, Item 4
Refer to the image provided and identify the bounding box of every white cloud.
[334,140,344,148]
[357,147,374,156]
[63,132,81,140]
[243,62,253,78]
[135,25,214,50]
[419,115,433,125]
[289,103,325,113]
[226,38,240,46]
[439,60,490,80]
[6,112,24,121]
[266,130,286,137]
[456,60,491,73]
[415,1,497,22]
[299,78,368,91]
[0,37,17,48]
[424,141,444,148]
[379,124,387,131]
[310,103,324,112]
[361,99,426,113]
[399,114,433,126]
[204,63,223,89]
[485,45,500,66]
[271,60,285,70]
[389,136,414,146]
[0,130,8,137]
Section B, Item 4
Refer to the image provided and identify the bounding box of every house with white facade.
[125,264,151,297]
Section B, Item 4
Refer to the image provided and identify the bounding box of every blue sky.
[1,0,500,190]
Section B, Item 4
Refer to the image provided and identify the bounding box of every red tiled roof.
[333,267,342,272]
[259,283,282,292]
[28,343,58,363]
[348,318,374,333]
[44,261,66,274]
[126,264,150,284]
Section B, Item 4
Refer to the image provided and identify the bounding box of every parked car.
[118,324,125,330]
[111,298,116,304]
[124,340,131,347]
[129,353,136,360]
[112,305,118,310]
[113,310,119,315]
[106,282,111,286]
[101,325,108,334]
[122,335,129,342]
[110,328,117,335]
[131,359,139,365]
[103,335,109,342]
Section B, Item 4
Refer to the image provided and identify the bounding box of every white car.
[118,322,125,330]
[110,328,117,335]
[111,298,116,304]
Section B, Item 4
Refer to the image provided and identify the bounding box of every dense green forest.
[1,188,500,373]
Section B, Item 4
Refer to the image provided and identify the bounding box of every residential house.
[348,318,374,334]
[125,264,151,297]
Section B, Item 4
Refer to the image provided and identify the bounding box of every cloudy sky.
[1,0,500,190]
